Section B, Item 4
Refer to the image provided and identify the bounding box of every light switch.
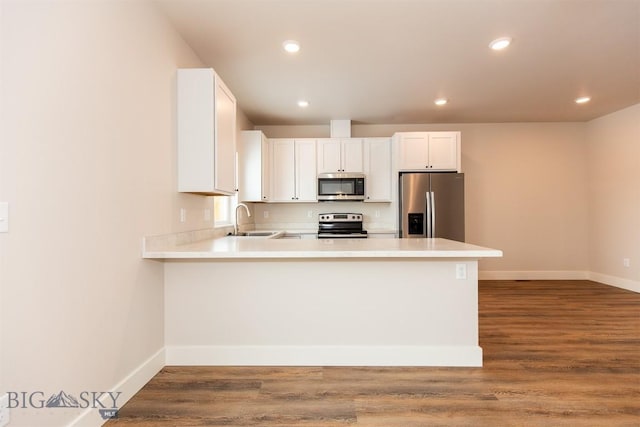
[0,202,8,233]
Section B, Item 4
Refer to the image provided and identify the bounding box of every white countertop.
[143,233,502,260]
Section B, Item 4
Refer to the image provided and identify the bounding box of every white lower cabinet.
[368,232,397,239]
[270,139,317,202]
[363,138,392,202]
[282,232,318,239]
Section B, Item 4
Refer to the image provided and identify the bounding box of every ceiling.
[155,0,640,125]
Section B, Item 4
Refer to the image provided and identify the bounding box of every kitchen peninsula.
[144,232,502,367]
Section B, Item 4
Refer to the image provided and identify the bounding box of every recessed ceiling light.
[297,100,309,108]
[489,37,512,51]
[283,40,300,53]
[434,98,448,106]
[575,96,591,104]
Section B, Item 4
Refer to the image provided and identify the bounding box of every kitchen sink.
[231,231,283,238]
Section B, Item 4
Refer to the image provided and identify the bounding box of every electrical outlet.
[623,258,630,268]
[180,208,186,223]
[0,202,8,233]
[455,263,467,280]
[0,393,10,427]
[263,211,269,219]
[307,210,313,218]
[204,208,211,221]
[375,210,380,218]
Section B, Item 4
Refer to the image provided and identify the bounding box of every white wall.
[0,1,208,425]
[586,103,640,291]
[256,123,590,276]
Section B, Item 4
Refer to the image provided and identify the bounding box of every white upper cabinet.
[295,139,318,202]
[238,130,270,202]
[363,138,392,202]
[270,139,295,202]
[395,132,460,171]
[177,68,237,195]
[270,139,317,202]
[317,138,364,173]
[428,132,459,170]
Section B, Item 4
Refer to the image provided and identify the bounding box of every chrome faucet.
[234,203,251,235]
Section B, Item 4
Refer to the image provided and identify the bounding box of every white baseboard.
[479,270,589,280]
[588,272,640,293]
[68,348,166,427]
[165,345,483,367]
[479,270,639,293]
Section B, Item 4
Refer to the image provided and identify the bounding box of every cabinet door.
[363,138,392,202]
[214,77,237,193]
[341,138,364,172]
[317,139,341,173]
[260,135,271,201]
[428,132,458,171]
[398,133,429,169]
[295,139,317,202]
[177,68,236,195]
[270,139,296,201]
[239,130,270,202]
[238,130,262,202]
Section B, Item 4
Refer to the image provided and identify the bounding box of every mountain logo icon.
[45,391,80,408]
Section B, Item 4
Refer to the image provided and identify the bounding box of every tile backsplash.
[251,202,396,231]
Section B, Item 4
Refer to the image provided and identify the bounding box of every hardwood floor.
[106,280,640,426]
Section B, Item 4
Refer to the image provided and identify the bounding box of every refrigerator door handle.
[425,191,432,237]
[431,191,436,238]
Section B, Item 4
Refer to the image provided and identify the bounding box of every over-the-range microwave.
[317,173,365,201]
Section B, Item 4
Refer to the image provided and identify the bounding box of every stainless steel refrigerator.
[399,172,465,241]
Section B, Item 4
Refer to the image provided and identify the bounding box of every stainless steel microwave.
[317,173,365,201]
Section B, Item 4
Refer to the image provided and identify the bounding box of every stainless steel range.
[317,213,368,238]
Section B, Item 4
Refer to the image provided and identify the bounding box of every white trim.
[588,272,640,293]
[67,348,166,427]
[479,270,639,294]
[479,270,589,280]
[165,345,483,367]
